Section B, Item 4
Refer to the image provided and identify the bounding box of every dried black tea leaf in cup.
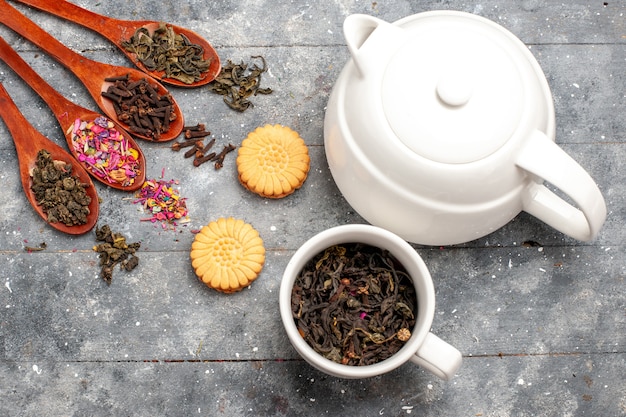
[291,243,417,366]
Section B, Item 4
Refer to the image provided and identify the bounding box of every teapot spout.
[343,14,405,78]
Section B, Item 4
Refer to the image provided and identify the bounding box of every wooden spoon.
[0,83,99,235]
[12,0,221,87]
[0,0,184,142]
[0,36,146,191]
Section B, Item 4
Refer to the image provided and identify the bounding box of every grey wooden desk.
[0,1,624,415]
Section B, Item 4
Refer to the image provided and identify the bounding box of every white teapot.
[324,11,606,246]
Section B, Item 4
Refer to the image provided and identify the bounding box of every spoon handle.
[0,83,100,235]
[0,0,185,141]
[0,36,149,192]
[10,0,221,88]
[0,83,37,174]
[0,36,77,123]
[0,0,104,93]
[11,0,148,43]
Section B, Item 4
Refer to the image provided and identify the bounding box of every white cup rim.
[279,224,436,378]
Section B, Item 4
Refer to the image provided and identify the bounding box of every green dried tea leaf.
[121,23,212,84]
[207,55,273,112]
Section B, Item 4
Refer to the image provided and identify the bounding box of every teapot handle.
[517,130,606,241]
[343,14,404,78]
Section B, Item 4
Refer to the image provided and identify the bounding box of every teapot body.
[324,65,552,245]
[324,12,604,245]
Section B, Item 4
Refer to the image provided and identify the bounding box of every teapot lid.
[381,15,526,164]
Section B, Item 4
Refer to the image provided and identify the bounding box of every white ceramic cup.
[279,224,462,380]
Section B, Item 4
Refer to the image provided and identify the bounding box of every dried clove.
[195,138,216,158]
[213,143,236,169]
[171,140,203,151]
[170,122,234,169]
[101,76,176,140]
[184,144,201,158]
[193,152,217,167]
[185,129,211,139]
[184,123,206,132]
[104,74,129,82]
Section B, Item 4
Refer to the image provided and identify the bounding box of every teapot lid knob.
[380,18,530,164]
[436,72,473,107]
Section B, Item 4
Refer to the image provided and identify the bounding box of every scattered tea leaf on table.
[207,55,272,112]
[93,224,141,285]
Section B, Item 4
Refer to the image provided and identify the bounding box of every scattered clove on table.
[185,129,211,140]
[172,124,236,169]
[212,144,237,169]
[193,152,217,167]
[184,144,202,158]
[195,138,216,158]
[171,140,201,151]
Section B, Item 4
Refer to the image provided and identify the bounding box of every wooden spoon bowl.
[0,83,99,235]
[0,36,146,191]
[0,0,184,142]
[12,0,221,87]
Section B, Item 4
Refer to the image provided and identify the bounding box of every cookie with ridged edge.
[237,124,310,198]
[190,217,265,293]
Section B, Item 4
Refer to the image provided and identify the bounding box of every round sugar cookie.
[237,124,310,198]
[190,217,265,293]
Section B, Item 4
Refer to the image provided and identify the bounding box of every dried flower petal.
[70,117,141,187]
[133,177,188,228]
